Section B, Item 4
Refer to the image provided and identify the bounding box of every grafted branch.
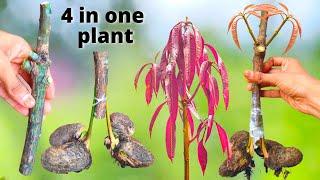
[242,14,258,44]
[266,16,289,46]
[19,2,52,176]
[248,11,269,158]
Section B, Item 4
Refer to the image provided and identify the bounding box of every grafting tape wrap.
[19,2,51,176]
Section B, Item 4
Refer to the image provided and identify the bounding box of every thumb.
[244,70,280,86]
[0,51,35,108]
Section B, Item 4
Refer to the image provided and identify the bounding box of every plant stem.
[249,11,268,156]
[182,100,190,180]
[266,16,289,46]
[91,51,117,149]
[242,14,258,44]
[85,51,110,147]
[19,2,51,176]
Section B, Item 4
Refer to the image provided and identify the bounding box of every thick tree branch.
[93,51,108,119]
[249,11,268,157]
[19,2,51,175]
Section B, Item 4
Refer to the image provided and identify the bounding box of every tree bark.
[93,51,108,119]
[249,12,268,146]
[19,2,51,175]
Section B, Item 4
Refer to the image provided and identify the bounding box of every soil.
[219,131,303,179]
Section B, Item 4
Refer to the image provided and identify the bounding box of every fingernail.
[45,103,51,114]
[22,94,35,107]
[244,70,250,76]
[29,51,39,61]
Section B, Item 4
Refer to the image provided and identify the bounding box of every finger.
[269,68,281,74]
[0,52,35,108]
[260,90,281,98]
[263,57,288,73]
[8,41,32,63]
[247,82,275,91]
[45,69,55,100]
[44,100,52,115]
[244,70,280,86]
[0,31,32,63]
[0,87,29,116]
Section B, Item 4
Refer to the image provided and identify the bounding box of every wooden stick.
[93,51,108,119]
[19,2,52,175]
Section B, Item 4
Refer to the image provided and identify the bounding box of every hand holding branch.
[244,57,320,119]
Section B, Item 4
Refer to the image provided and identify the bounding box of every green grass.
[0,48,319,180]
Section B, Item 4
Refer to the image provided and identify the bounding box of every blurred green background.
[1,0,320,179]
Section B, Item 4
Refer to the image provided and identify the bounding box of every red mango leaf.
[285,20,299,53]
[208,75,219,109]
[149,101,166,137]
[264,11,283,19]
[192,26,204,68]
[279,2,289,12]
[176,72,186,98]
[182,24,195,88]
[292,17,302,37]
[205,44,229,110]
[185,25,197,88]
[145,68,153,104]
[166,115,176,161]
[168,23,184,73]
[196,38,206,74]
[231,18,241,49]
[246,10,262,19]
[216,122,232,159]
[199,61,212,87]
[252,4,280,12]
[228,14,240,32]
[244,4,255,11]
[205,115,214,142]
[186,107,195,136]
[201,80,214,116]
[165,63,179,132]
[186,90,200,120]
[160,47,169,91]
[192,121,205,143]
[152,64,161,96]
[197,139,208,175]
[134,63,151,90]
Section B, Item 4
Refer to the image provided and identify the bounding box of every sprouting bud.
[110,112,135,140]
[41,140,92,174]
[49,123,85,146]
[105,137,154,168]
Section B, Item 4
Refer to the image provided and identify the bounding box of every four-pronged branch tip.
[19,2,52,176]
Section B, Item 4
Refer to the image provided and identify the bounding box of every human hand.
[0,30,54,116]
[244,56,320,119]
